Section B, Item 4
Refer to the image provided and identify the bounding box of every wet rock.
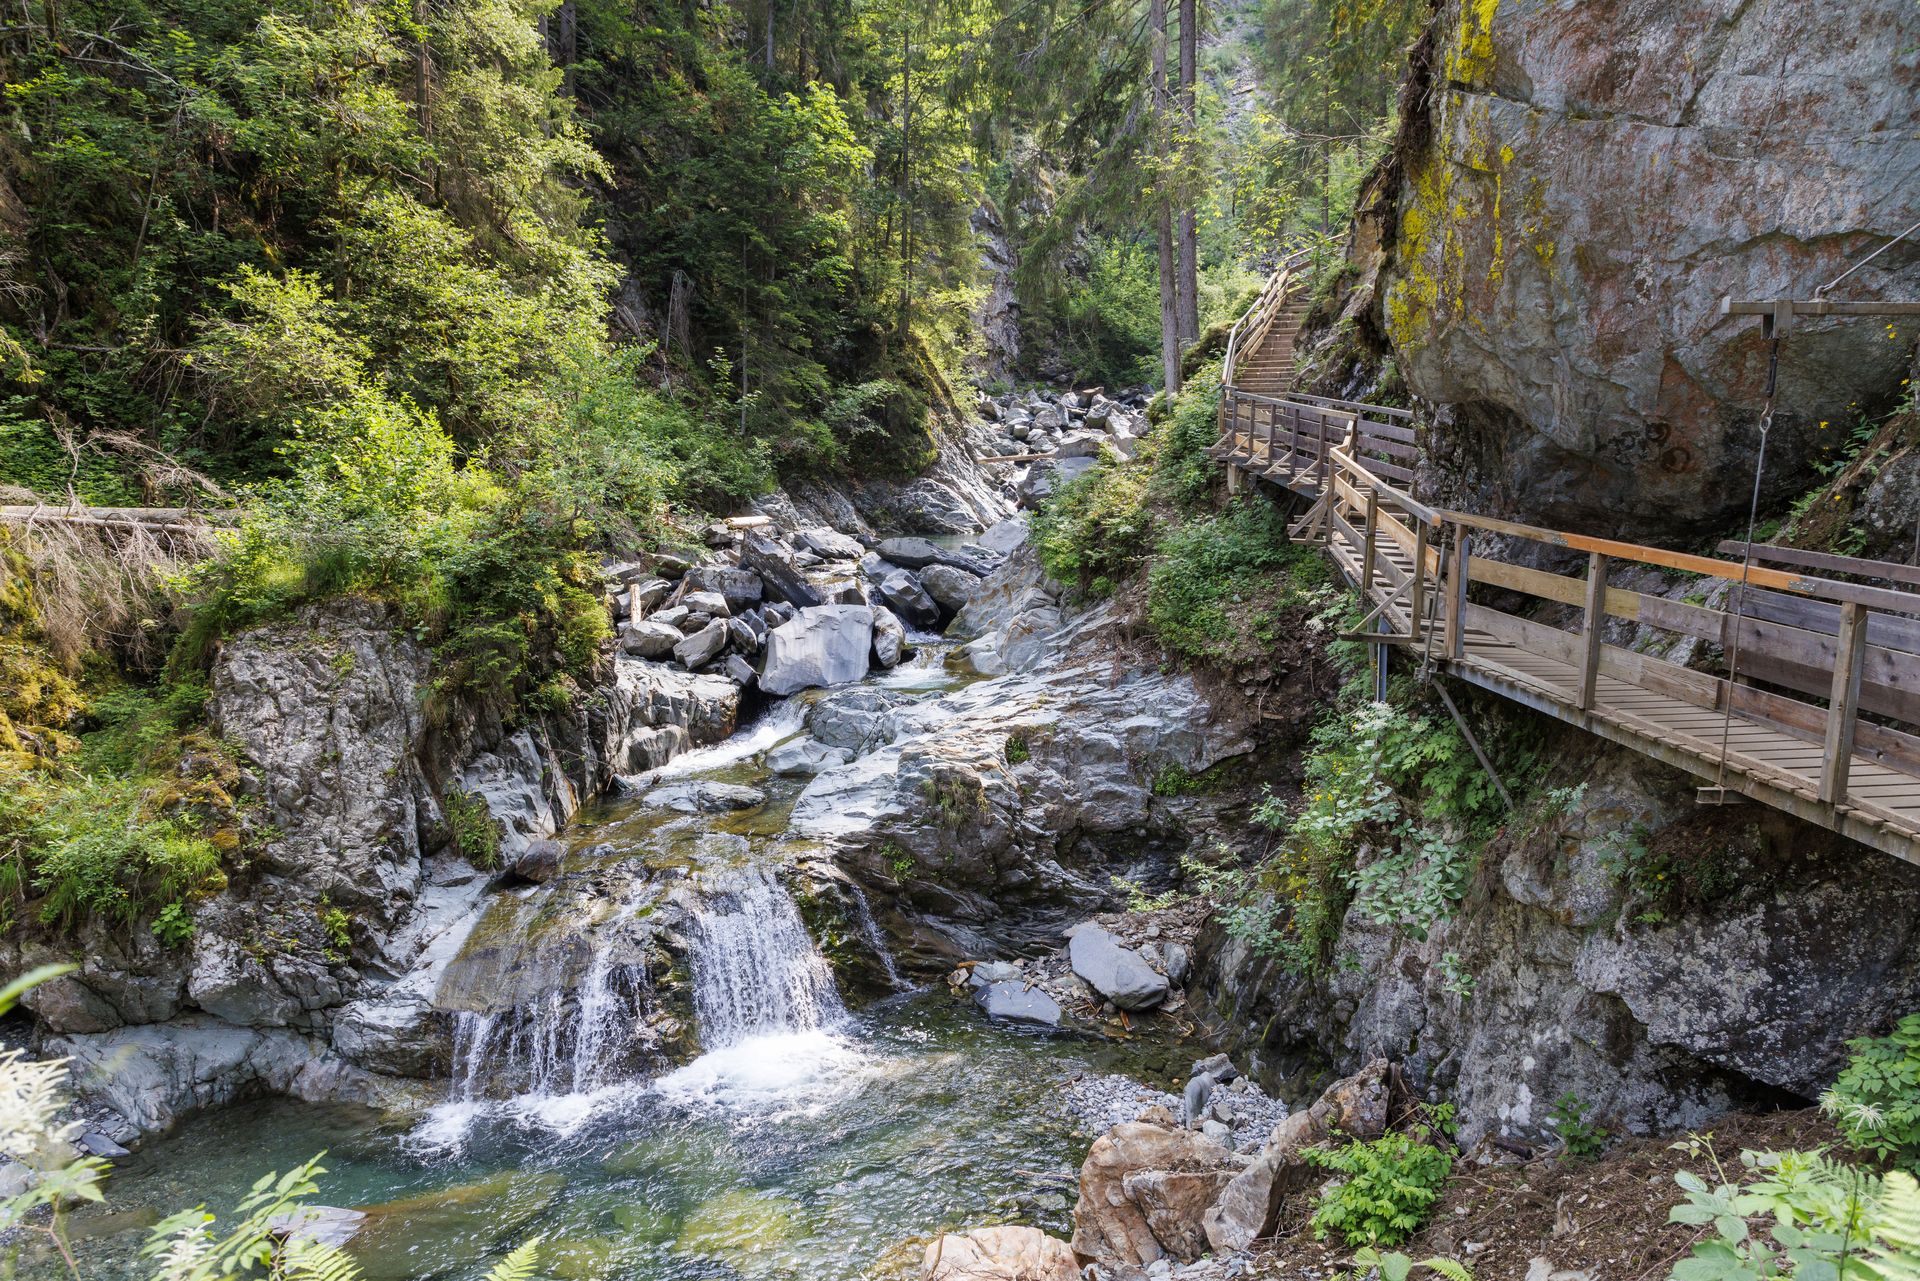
[1070,1114,1240,1266]
[673,620,729,668]
[1069,925,1169,1011]
[807,687,909,751]
[922,1225,1078,1281]
[509,840,566,884]
[620,620,683,659]
[878,570,942,632]
[872,606,907,668]
[759,605,875,695]
[49,1017,327,1135]
[270,1205,366,1248]
[1162,943,1191,987]
[641,782,766,813]
[920,563,985,612]
[974,980,1064,1028]
[767,737,854,777]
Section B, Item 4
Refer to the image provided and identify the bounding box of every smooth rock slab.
[766,737,854,777]
[641,782,767,813]
[1069,924,1169,1011]
[759,605,874,695]
[973,980,1063,1028]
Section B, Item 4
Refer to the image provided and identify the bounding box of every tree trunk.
[1152,0,1180,394]
[898,19,913,337]
[1176,0,1199,345]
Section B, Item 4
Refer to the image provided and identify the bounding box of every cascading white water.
[845,881,907,990]
[686,863,846,1046]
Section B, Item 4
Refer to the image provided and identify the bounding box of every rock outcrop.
[1070,1108,1242,1266]
[923,1225,1078,1281]
[1195,734,1920,1147]
[1353,0,1920,536]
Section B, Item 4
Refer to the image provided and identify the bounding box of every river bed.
[46,642,1196,1281]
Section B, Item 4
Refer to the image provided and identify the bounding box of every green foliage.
[919,771,989,829]
[1039,238,1164,389]
[1307,1132,1454,1247]
[1549,1091,1609,1160]
[1150,359,1231,512]
[318,901,352,960]
[444,790,502,870]
[153,901,196,949]
[881,841,914,880]
[1109,874,1181,914]
[1437,952,1476,1002]
[1661,1139,1920,1281]
[1339,1248,1474,1281]
[1031,456,1155,597]
[1146,497,1332,665]
[1824,1015,1920,1171]
[1005,732,1032,766]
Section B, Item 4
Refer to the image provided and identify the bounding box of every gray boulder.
[920,563,984,612]
[625,578,673,619]
[877,536,1000,576]
[796,527,866,560]
[878,570,941,632]
[871,606,907,668]
[759,605,874,695]
[766,737,855,777]
[1068,925,1169,1011]
[742,535,824,608]
[726,617,761,654]
[679,590,732,619]
[1054,431,1108,459]
[720,654,757,688]
[672,620,728,668]
[684,566,762,613]
[976,517,1028,555]
[619,620,682,660]
[808,687,908,751]
[975,980,1064,1028]
[509,840,566,884]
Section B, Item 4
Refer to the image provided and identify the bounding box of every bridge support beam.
[1821,600,1868,804]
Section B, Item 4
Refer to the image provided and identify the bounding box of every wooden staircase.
[1230,297,1311,396]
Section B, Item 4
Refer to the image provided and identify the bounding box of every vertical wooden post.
[1225,463,1241,494]
[1821,600,1869,804]
[1445,530,1469,660]
[1409,518,1429,641]
[1361,490,1380,594]
[1578,552,1609,711]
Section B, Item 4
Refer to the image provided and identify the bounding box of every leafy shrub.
[1664,1140,1920,1280]
[1549,1091,1609,1159]
[1340,1249,1473,1281]
[1150,358,1231,512]
[1005,732,1031,765]
[444,790,502,870]
[1146,498,1330,664]
[1031,457,1155,597]
[1307,1133,1454,1247]
[1042,237,1163,389]
[1823,1014,1920,1170]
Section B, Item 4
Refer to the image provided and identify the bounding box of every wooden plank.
[1411,520,1429,642]
[1444,511,1920,615]
[1823,601,1869,803]
[1719,540,1920,591]
[1448,534,1470,658]
[1362,490,1380,594]
[1579,553,1609,711]
[1741,586,1920,658]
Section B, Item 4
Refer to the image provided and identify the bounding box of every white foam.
[650,1029,872,1118]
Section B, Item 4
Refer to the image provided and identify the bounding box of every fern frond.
[278,1236,363,1281]
[480,1238,541,1281]
[1422,1256,1474,1281]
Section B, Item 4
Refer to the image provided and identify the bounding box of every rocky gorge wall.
[1194,724,1920,1147]
[1343,0,1920,536]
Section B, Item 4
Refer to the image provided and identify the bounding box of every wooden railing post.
[1578,552,1609,711]
[1821,600,1869,804]
[1446,529,1470,659]
[1361,490,1380,594]
[1409,519,1429,641]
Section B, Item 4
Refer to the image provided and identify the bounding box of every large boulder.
[741,535,825,608]
[1202,1060,1395,1254]
[922,1226,1077,1281]
[683,566,762,614]
[1068,925,1169,1011]
[975,518,1028,556]
[871,606,907,668]
[619,620,683,659]
[672,620,728,669]
[920,563,985,612]
[796,527,866,560]
[877,536,1000,576]
[1070,1112,1240,1266]
[1370,0,1920,537]
[878,570,942,632]
[973,980,1063,1028]
[759,605,874,695]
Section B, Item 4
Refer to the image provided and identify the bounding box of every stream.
[51,642,1189,1281]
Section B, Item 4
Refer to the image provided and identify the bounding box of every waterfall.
[686,863,846,1047]
[845,881,907,990]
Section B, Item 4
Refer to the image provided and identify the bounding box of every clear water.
[46,640,1190,1281]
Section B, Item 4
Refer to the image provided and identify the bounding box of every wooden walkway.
[1213,263,1920,866]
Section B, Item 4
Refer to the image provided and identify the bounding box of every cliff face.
[1196,729,1920,1146]
[1361,0,1920,535]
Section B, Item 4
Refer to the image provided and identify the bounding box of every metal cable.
[1711,336,1780,793]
